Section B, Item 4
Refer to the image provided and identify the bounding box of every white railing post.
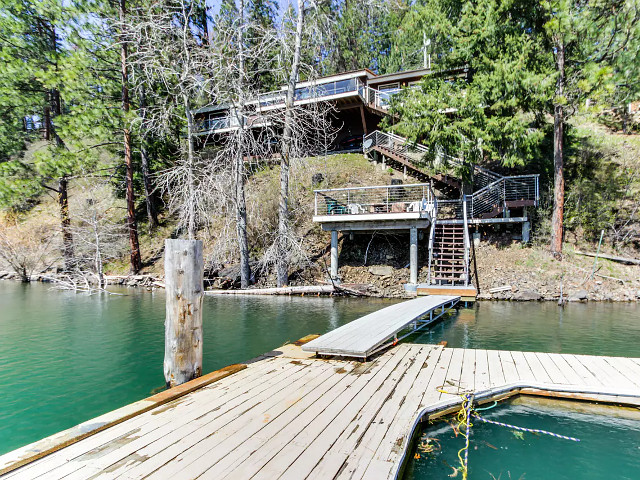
[314,192,318,215]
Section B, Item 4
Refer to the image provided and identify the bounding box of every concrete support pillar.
[409,227,418,284]
[381,156,386,171]
[522,221,531,244]
[403,166,407,180]
[330,230,339,280]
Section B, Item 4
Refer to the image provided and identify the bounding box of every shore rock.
[567,289,589,302]
[512,289,542,301]
[369,265,393,276]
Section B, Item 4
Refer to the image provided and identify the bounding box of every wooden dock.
[2,342,640,480]
[302,295,459,358]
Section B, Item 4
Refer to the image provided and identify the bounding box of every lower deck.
[2,343,639,480]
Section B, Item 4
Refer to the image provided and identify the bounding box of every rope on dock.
[472,413,581,442]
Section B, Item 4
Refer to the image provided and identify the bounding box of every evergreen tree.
[246,0,279,90]
[387,0,638,255]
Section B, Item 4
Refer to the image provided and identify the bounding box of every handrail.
[426,201,438,284]
[313,183,436,217]
[462,195,471,286]
[314,182,435,194]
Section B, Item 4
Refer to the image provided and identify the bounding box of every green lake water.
[0,281,639,460]
[404,397,640,480]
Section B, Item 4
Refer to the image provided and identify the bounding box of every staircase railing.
[462,195,471,286]
[469,174,539,218]
[364,130,464,173]
[426,200,438,285]
[364,130,504,191]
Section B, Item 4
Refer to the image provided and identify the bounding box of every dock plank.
[521,351,553,384]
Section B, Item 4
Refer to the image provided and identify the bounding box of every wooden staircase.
[429,223,468,285]
[372,144,462,196]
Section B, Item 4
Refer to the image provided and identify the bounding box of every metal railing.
[364,130,469,178]
[313,183,436,217]
[469,174,539,218]
[257,77,366,108]
[426,175,539,220]
[364,130,540,209]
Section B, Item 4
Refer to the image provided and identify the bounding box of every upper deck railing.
[196,80,411,134]
[257,77,367,108]
[314,183,436,218]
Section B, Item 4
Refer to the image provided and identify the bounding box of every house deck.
[2,342,639,480]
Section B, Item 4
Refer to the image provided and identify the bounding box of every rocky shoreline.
[2,268,638,302]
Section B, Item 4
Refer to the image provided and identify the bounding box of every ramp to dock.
[302,295,459,358]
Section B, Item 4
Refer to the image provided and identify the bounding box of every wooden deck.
[301,295,459,358]
[3,343,640,480]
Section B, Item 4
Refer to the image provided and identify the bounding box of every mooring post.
[410,226,418,284]
[330,230,339,281]
[164,239,204,388]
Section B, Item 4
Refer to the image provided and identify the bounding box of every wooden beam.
[575,250,640,265]
[359,104,368,134]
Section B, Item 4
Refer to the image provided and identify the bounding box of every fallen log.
[205,285,336,296]
[574,251,640,266]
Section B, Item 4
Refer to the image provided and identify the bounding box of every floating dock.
[302,295,459,358]
[2,342,639,479]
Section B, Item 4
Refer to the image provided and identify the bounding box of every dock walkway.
[302,295,459,358]
[2,343,640,480]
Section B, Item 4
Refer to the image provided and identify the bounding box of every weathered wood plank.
[498,351,519,384]
[207,346,413,480]
[141,360,342,479]
[252,349,410,480]
[535,352,570,384]
[458,348,477,393]
[438,348,464,399]
[486,349,505,386]
[327,345,434,480]
[603,357,640,388]
[18,359,319,480]
[521,351,553,384]
[509,350,535,382]
[474,349,491,390]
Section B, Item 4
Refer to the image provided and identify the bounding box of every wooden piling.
[164,239,204,388]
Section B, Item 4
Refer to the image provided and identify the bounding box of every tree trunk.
[120,0,142,273]
[550,40,565,258]
[163,239,204,388]
[182,94,197,240]
[139,88,159,230]
[235,0,251,288]
[140,141,159,230]
[43,105,51,141]
[58,176,74,270]
[276,0,304,288]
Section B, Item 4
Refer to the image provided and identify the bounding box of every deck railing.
[257,77,366,108]
[314,183,436,217]
[429,175,540,220]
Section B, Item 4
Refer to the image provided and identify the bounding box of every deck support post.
[410,226,418,284]
[330,230,339,281]
[522,208,530,243]
[164,239,204,388]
